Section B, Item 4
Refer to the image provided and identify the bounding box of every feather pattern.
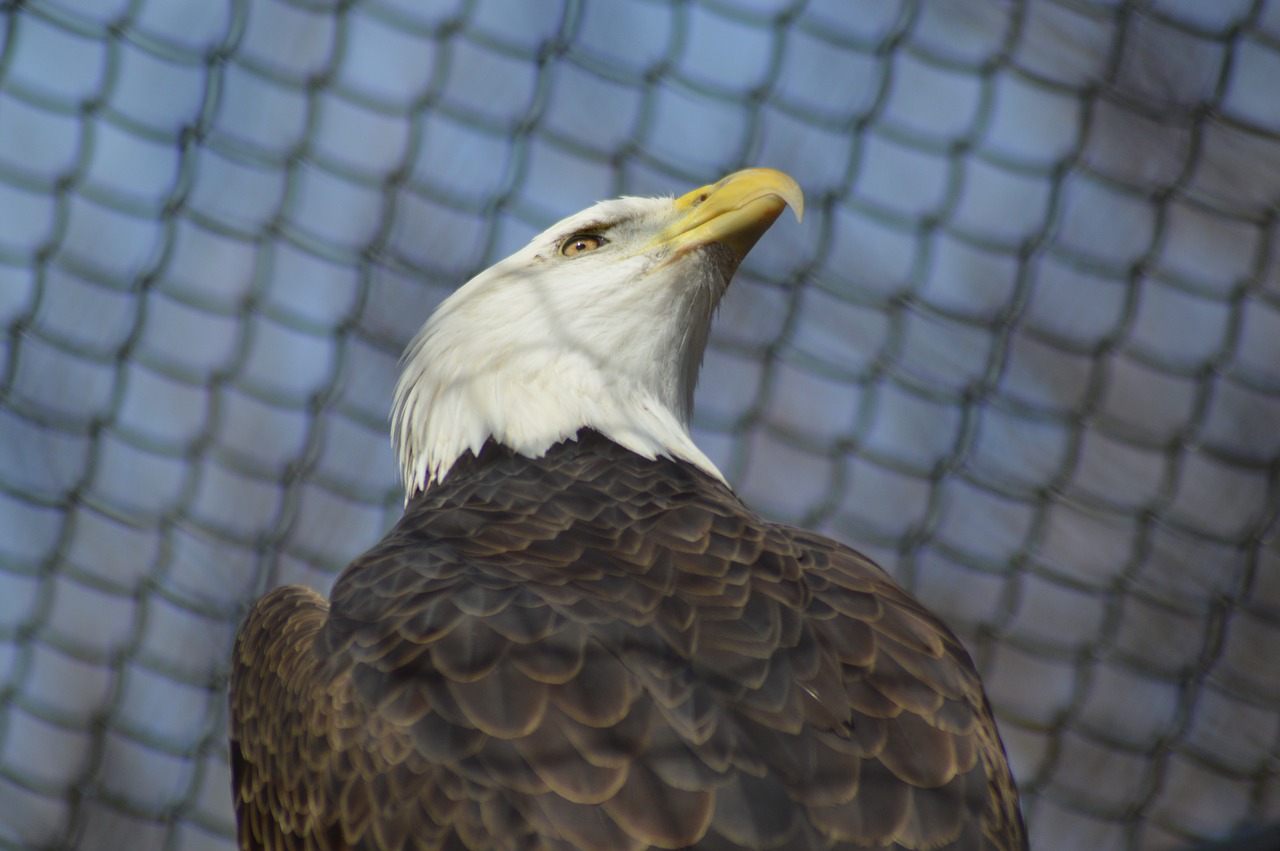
[230,431,1026,850]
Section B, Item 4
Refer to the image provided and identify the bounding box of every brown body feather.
[230,430,1026,850]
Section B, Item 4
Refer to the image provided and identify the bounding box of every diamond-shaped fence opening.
[1,1,1278,849]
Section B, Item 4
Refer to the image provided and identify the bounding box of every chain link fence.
[1,0,1278,848]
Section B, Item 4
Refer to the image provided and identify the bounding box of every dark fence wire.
[0,0,1278,849]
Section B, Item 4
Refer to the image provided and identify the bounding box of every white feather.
[392,195,729,498]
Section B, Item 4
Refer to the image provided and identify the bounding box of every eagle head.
[392,168,804,498]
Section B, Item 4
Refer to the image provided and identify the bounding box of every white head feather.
[392,169,803,499]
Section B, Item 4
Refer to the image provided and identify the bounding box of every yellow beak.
[653,168,804,262]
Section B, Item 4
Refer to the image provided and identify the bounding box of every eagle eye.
[560,234,608,257]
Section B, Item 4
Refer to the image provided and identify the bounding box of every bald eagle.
[229,169,1027,850]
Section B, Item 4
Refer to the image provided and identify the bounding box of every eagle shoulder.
[230,433,1025,850]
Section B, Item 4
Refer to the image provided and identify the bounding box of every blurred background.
[1,0,1278,848]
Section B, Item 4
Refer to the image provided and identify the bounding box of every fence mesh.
[1,0,1278,848]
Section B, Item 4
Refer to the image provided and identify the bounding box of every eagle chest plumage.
[230,430,1025,851]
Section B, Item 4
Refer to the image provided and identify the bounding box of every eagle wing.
[230,438,1025,850]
